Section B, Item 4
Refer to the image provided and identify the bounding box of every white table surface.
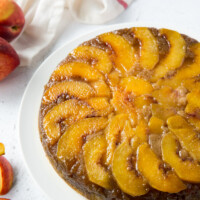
[1,0,200,199]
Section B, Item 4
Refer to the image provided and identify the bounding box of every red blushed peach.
[0,37,20,81]
[0,0,25,42]
[0,156,13,195]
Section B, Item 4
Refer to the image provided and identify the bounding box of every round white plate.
[18,22,200,200]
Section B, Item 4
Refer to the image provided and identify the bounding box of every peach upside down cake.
[39,27,200,200]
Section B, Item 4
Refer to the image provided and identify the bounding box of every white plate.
[18,22,200,200]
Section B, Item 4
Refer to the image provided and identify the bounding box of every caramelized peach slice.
[51,62,104,81]
[105,114,128,165]
[172,43,200,83]
[85,97,113,116]
[42,81,95,104]
[121,120,135,142]
[43,99,92,144]
[90,80,111,97]
[183,77,200,92]
[57,117,108,161]
[111,89,137,126]
[185,90,200,115]
[0,143,5,156]
[132,27,159,69]
[162,132,200,182]
[134,95,154,109]
[137,143,186,193]
[120,76,153,96]
[83,135,111,189]
[112,142,149,196]
[167,115,190,129]
[152,29,186,81]
[151,103,176,121]
[99,33,136,74]
[71,46,112,74]
[107,70,120,87]
[148,116,164,134]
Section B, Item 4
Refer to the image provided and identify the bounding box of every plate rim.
[18,21,200,200]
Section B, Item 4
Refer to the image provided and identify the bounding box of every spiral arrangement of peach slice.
[41,27,200,197]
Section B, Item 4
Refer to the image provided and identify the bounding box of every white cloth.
[13,0,133,67]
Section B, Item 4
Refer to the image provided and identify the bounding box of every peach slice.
[148,116,164,135]
[57,117,108,161]
[111,89,137,126]
[162,132,200,182]
[42,81,95,104]
[0,144,5,156]
[137,143,186,193]
[83,135,111,189]
[185,90,200,115]
[132,27,159,69]
[152,29,186,81]
[120,76,153,96]
[43,99,92,144]
[121,120,135,142]
[167,115,200,161]
[172,43,200,83]
[107,70,120,87]
[112,142,149,196]
[90,80,111,97]
[71,46,112,74]
[51,62,104,82]
[182,77,200,92]
[105,114,128,165]
[85,97,113,117]
[99,33,136,74]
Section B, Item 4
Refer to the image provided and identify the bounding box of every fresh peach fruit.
[162,132,200,182]
[137,143,186,193]
[152,29,186,81]
[132,27,159,70]
[0,144,5,156]
[99,33,136,74]
[120,76,153,96]
[71,46,112,74]
[112,142,149,196]
[0,0,25,42]
[0,37,20,81]
[0,156,13,195]
[51,62,104,82]
[83,135,111,189]
[57,117,107,161]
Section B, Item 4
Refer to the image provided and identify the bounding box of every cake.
[39,27,200,199]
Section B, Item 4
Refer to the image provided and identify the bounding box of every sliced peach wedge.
[162,132,200,182]
[51,62,104,82]
[167,115,200,161]
[105,114,128,165]
[148,116,164,135]
[43,99,93,144]
[83,135,111,189]
[112,142,149,196]
[42,81,95,104]
[151,29,186,82]
[137,143,186,193]
[99,33,136,75]
[57,117,108,161]
[120,76,153,96]
[71,46,112,74]
[132,27,159,70]
[185,90,200,115]
[0,143,5,156]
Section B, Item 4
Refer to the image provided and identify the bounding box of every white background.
[1,0,200,199]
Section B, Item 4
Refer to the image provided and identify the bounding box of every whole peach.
[0,0,25,42]
[0,37,20,81]
[0,156,13,195]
